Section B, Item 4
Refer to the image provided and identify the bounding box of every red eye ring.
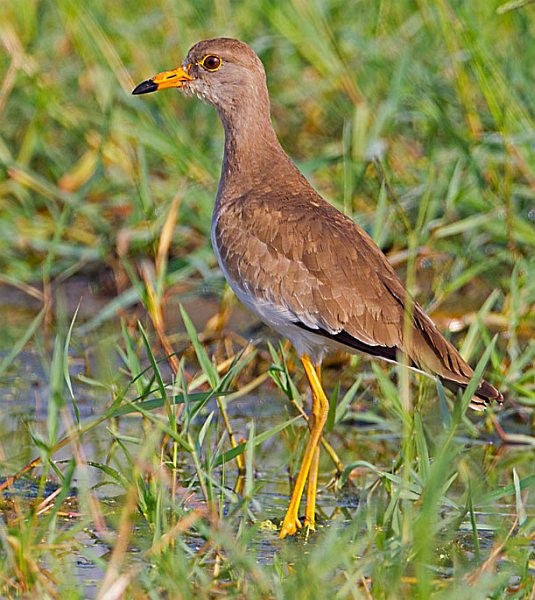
[200,55,222,72]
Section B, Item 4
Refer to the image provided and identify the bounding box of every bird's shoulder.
[218,184,400,283]
[214,185,409,343]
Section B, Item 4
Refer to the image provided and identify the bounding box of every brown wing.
[217,190,401,340]
[215,185,502,405]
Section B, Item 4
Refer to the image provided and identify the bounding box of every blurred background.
[1,1,534,356]
[0,0,533,596]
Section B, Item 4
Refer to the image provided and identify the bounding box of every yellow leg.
[279,356,329,539]
[305,446,320,529]
[304,364,322,529]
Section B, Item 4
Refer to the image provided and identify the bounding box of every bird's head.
[132,38,268,113]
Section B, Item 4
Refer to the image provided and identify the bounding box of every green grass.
[0,0,534,597]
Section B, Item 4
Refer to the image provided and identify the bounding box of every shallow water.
[0,279,533,595]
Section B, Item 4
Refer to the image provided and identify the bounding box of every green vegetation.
[0,0,534,597]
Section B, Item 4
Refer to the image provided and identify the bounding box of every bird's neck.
[216,100,293,199]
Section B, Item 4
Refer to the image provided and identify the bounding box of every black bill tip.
[132,79,158,95]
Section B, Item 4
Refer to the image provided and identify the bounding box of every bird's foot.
[279,513,302,539]
[303,515,316,531]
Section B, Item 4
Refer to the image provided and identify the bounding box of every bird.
[132,37,503,539]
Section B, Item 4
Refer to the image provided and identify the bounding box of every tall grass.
[0,0,534,597]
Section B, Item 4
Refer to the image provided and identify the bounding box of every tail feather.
[410,306,503,410]
[294,320,504,410]
[441,377,504,411]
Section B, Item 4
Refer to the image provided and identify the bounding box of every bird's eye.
[200,55,222,72]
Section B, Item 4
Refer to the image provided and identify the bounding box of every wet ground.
[0,279,533,596]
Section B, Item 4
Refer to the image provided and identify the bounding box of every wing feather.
[213,185,502,405]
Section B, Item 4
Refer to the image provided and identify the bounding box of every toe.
[279,516,302,539]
